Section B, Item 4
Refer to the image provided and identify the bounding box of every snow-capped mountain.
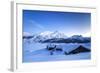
[39,31,52,37]
[39,31,67,39]
[70,35,91,42]
[31,31,67,42]
[23,31,91,43]
[70,35,84,41]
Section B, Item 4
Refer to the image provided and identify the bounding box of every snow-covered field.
[23,40,91,62]
[23,52,90,62]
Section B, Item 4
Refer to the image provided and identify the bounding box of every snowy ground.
[23,52,91,62]
[23,40,91,62]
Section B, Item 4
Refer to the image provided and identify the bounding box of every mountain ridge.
[23,31,91,43]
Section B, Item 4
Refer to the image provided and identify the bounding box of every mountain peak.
[38,31,67,39]
[50,31,67,38]
[40,31,52,36]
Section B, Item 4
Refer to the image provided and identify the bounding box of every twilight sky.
[23,10,91,36]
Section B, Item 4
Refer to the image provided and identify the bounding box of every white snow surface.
[23,39,91,62]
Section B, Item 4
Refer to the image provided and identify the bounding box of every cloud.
[29,20,44,29]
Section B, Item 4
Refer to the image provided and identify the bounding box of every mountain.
[39,31,67,39]
[69,35,91,43]
[31,31,68,42]
[23,31,91,43]
[23,32,33,39]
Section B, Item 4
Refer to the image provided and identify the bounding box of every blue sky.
[23,10,91,36]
